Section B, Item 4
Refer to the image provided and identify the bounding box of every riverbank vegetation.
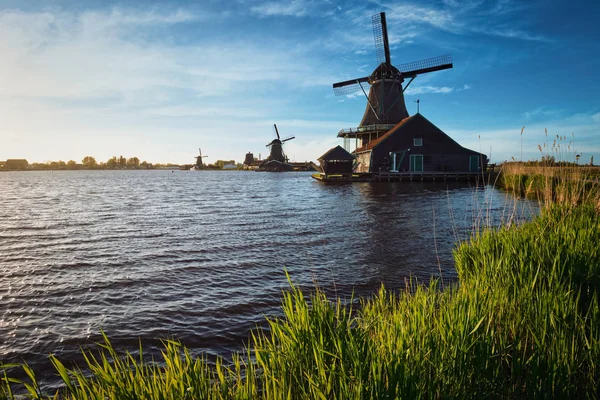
[2,161,599,398]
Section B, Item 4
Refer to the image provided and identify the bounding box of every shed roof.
[318,145,354,161]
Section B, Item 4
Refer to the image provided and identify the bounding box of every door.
[469,155,479,172]
[410,155,423,172]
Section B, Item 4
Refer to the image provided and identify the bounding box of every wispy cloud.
[405,85,454,95]
[386,4,458,32]
[0,7,333,102]
[381,1,550,42]
[250,0,308,17]
[522,106,563,120]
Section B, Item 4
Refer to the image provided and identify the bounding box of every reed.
[498,132,600,208]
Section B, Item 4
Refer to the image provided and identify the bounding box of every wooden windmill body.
[191,148,208,170]
[259,124,296,172]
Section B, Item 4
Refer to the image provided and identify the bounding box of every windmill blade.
[372,12,391,65]
[281,136,295,143]
[199,148,202,156]
[398,54,453,78]
[273,124,280,139]
[332,76,370,96]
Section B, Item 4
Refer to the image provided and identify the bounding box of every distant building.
[0,159,29,170]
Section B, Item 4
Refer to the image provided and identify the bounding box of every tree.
[127,157,140,169]
[106,156,118,169]
[118,156,126,168]
[67,160,77,169]
[82,156,97,169]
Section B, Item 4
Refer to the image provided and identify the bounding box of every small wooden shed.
[318,145,355,176]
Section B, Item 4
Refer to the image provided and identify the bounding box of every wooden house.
[352,114,487,174]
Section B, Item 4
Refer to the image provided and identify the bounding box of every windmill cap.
[370,63,402,82]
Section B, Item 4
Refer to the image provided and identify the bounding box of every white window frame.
[413,137,423,147]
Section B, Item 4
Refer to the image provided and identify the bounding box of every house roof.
[318,145,354,161]
[354,115,415,153]
[353,113,482,155]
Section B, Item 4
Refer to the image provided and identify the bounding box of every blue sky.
[1,0,599,164]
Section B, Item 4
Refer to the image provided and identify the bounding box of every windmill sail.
[372,12,391,65]
[398,54,453,78]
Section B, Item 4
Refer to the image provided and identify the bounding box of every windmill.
[192,148,208,170]
[266,124,295,163]
[333,12,452,147]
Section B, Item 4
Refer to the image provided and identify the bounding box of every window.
[414,137,423,146]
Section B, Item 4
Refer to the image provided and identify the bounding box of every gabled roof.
[353,113,479,154]
[354,115,415,153]
[318,145,354,161]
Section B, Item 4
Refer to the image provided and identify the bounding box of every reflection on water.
[0,170,538,384]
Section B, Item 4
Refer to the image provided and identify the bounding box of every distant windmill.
[333,12,452,128]
[266,124,295,163]
[192,148,208,170]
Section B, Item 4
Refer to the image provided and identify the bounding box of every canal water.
[0,170,537,385]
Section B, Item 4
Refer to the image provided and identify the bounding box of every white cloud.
[522,106,563,120]
[592,112,600,122]
[386,4,459,33]
[250,1,308,17]
[0,7,336,102]
[405,85,454,95]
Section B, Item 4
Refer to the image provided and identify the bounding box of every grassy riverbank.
[498,163,600,206]
[3,192,600,398]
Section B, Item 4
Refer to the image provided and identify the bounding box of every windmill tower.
[194,148,208,169]
[333,12,453,150]
[266,124,295,163]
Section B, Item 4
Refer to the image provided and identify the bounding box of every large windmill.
[266,124,295,163]
[191,148,208,170]
[333,12,453,148]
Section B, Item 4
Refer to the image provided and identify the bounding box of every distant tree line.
[29,156,160,170]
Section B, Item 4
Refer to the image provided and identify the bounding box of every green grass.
[3,178,600,398]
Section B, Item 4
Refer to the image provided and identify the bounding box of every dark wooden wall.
[370,115,487,173]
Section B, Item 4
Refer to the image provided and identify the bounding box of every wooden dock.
[312,171,497,184]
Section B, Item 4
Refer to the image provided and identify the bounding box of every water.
[0,170,537,385]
